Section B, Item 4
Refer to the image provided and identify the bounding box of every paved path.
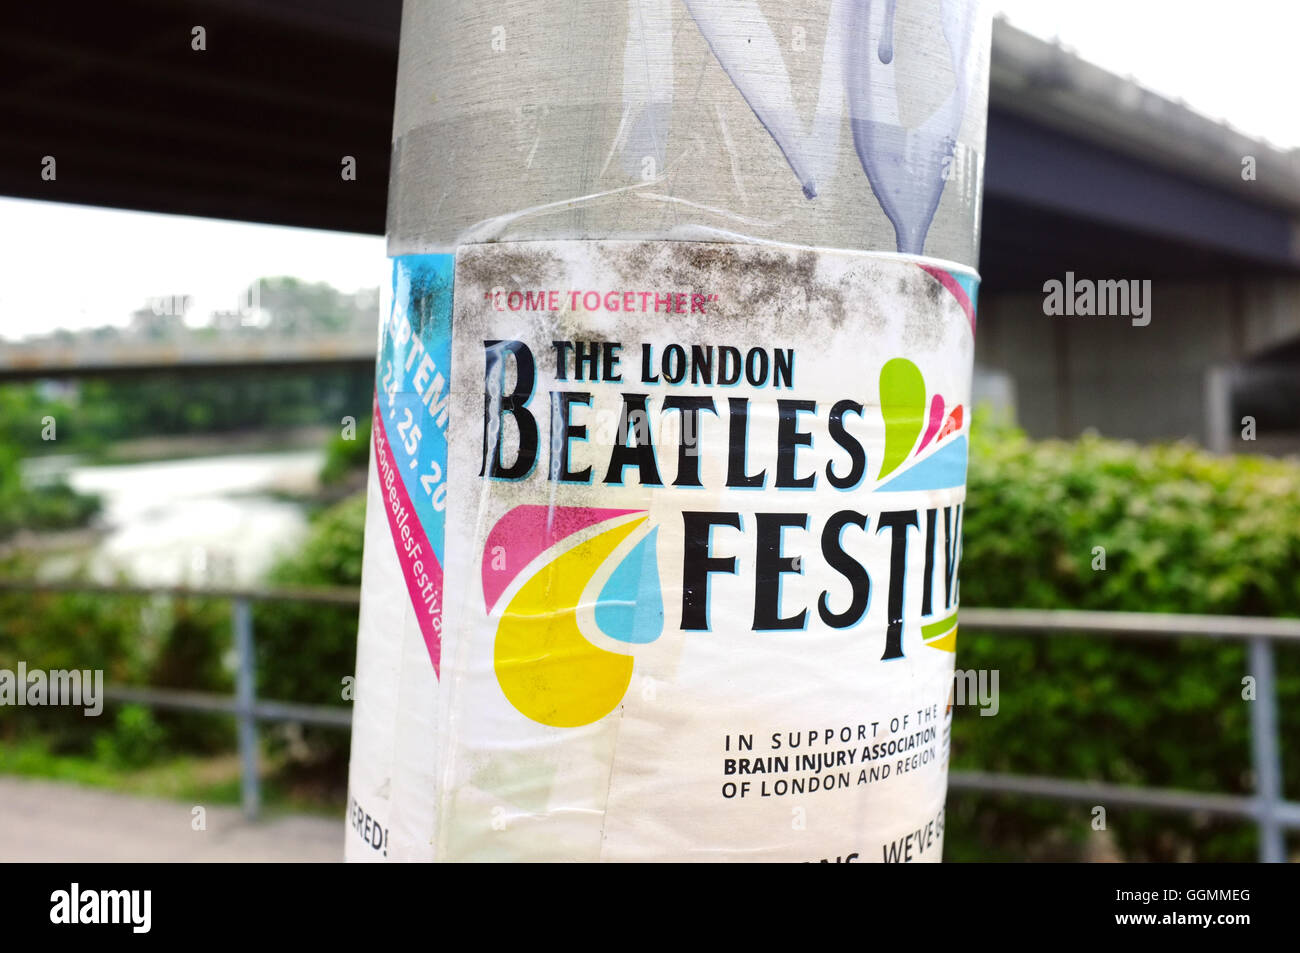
[0,776,342,862]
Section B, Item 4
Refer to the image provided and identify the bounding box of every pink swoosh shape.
[482,504,643,613]
[373,399,443,677]
[919,264,976,337]
[916,392,945,456]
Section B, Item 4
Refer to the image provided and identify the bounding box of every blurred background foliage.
[2,403,1298,857]
[946,413,1300,858]
[0,387,101,537]
[949,412,1300,861]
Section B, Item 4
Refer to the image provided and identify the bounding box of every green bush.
[243,494,366,785]
[0,439,101,539]
[0,583,144,755]
[0,479,102,538]
[0,580,235,759]
[94,704,166,770]
[950,414,1300,861]
[0,385,102,539]
[319,417,371,487]
[253,493,365,707]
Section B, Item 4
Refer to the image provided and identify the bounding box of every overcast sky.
[995,0,1300,150]
[1,0,1295,341]
[0,199,387,341]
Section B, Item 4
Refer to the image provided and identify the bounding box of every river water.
[35,450,323,586]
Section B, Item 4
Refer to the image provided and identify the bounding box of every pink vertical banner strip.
[372,398,443,676]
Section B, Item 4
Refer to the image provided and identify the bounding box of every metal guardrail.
[0,579,358,819]
[2,580,1295,861]
[952,607,1297,863]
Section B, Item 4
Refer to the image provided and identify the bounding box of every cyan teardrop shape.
[594,528,664,644]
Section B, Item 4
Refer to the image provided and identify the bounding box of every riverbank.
[10,447,327,587]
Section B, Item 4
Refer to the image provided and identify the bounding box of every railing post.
[233,597,261,819]
[1248,636,1285,862]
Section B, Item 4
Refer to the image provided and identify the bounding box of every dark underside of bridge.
[3,0,1297,294]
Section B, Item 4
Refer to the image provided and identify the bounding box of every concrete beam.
[990,18,1300,214]
[0,334,376,379]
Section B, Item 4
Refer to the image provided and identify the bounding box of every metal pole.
[1203,365,1234,454]
[367,0,993,862]
[233,597,261,819]
[1248,636,1285,862]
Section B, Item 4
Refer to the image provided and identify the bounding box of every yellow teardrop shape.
[494,518,644,727]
